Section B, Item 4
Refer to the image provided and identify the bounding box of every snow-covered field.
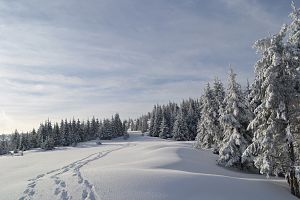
[0,132,296,200]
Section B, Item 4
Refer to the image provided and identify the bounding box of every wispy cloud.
[0,0,295,133]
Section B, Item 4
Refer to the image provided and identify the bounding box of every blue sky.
[0,0,296,133]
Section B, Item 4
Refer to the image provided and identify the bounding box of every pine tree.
[84,119,91,141]
[186,101,198,140]
[38,123,47,146]
[102,119,112,139]
[212,78,226,151]
[0,134,9,155]
[241,23,294,176]
[172,109,188,141]
[159,116,169,139]
[62,119,70,146]
[113,113,123,137]
[77,119,84,142]
[19,133,29,151]
[70,118,80,146]
[53,123,61,146]
[153,106,163,137]
[90,117,98,140]
[149,106,156,136]
[141,115,149,133]
[10,130,20,152]
[30,129,39,148]
[218,69,253,168]
[41,136,55,150]
[279,3,300,196]
[195,84,218,149]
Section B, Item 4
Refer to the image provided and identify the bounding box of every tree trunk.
[288,141,300,198]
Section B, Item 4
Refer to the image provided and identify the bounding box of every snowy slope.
[0,132,296,200]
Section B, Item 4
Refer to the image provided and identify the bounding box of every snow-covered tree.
[0,134,9,155]
[41,136,55,150]
[284,2,300,196]
[149,106,156,136]
[186,101,198,140]
[159,116,169,139]
[195,84,218,149]
[112,113,124,137]
[102,119,112,139]
[172,109,188,141]
[29,129,39,148]
[242,23,294,176]
[212,78,226,151]
[218,69,253,168]
[19,133,29,151]
[153,106,163,137]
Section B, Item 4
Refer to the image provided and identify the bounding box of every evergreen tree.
[113,113,124,137]
[241,22,297,177]
[102,119,112,139]
[153,105,162,137]
[186,101,198,140]
[30,129,39,148]
[84,119,91,141]
[122,120,128,133]
[62,119,70,146]
[10,130,20,152]
[77,119,84,142]
[38,123,47,146]
[53,123,61,146]
[172,109,188,141]
[159,116,169,139]
[41,136,55,150]
[70,118,80,146]
[141,115,149,133]
[286,8,300,197]
[149,107,156,136]
[0,134,9,155]
[218,69,253,168]
[90,117,98,140]
[212,78,226,151]
[19,133,29,151]
[195,84,218,149]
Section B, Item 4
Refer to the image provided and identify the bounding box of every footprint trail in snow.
[18,144,130,200]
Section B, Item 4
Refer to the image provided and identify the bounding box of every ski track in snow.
[18,143,130,200]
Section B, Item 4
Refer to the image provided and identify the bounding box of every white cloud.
[0,0,291,132]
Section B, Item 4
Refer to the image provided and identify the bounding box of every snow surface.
[0,131,296,200]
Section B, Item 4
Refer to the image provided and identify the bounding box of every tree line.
[133,3,300,197]
[0,113,128,153]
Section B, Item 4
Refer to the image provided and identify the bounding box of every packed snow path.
[0,132,297,200]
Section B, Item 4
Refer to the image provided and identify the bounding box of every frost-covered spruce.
[172,109,188,141]
[286,2,300,166]
[218,69,253,168]
[241,23,297,176]
[159,116,169,139]
[153,106,163,137]
[186,101,198,140]
[284,4,300,196]
[212,78,226,150]
[195,83,219,149]
[149,107,156,136]
[102,119,113,139]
